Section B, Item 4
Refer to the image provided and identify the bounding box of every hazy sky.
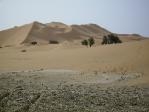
[0,0,149,36]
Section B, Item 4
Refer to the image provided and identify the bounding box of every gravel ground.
[0,70,149,112]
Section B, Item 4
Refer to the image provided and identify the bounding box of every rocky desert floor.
[0,69,149,112]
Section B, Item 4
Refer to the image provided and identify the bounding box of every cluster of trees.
[81,34,122,47]
[102,34,122,45]
[81,37,95,47]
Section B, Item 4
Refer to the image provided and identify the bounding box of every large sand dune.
[0,21,146,47]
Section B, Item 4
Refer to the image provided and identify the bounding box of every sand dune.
[0,21,146,47]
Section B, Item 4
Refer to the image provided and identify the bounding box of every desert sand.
[0,22,149,111]
[0,39,149,77]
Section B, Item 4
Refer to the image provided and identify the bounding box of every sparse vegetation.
[81,39,88,47]
[49,40,59,44]
[21,49,27,52]
[102,34,122,45]
[88,37,95,47]
[81,37,95,47]
[31,41,37,45]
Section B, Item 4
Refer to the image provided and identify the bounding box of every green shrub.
[49,40,59,44]
[81,38,95,47]
[81,39,88,47]
[31,41,37,45]
[21,49,27,52]
[88,37,95,47]
[102,34,122,45]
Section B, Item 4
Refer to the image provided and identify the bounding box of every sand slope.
[0,23,33,46]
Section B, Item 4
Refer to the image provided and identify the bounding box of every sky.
[0,0,149,36]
